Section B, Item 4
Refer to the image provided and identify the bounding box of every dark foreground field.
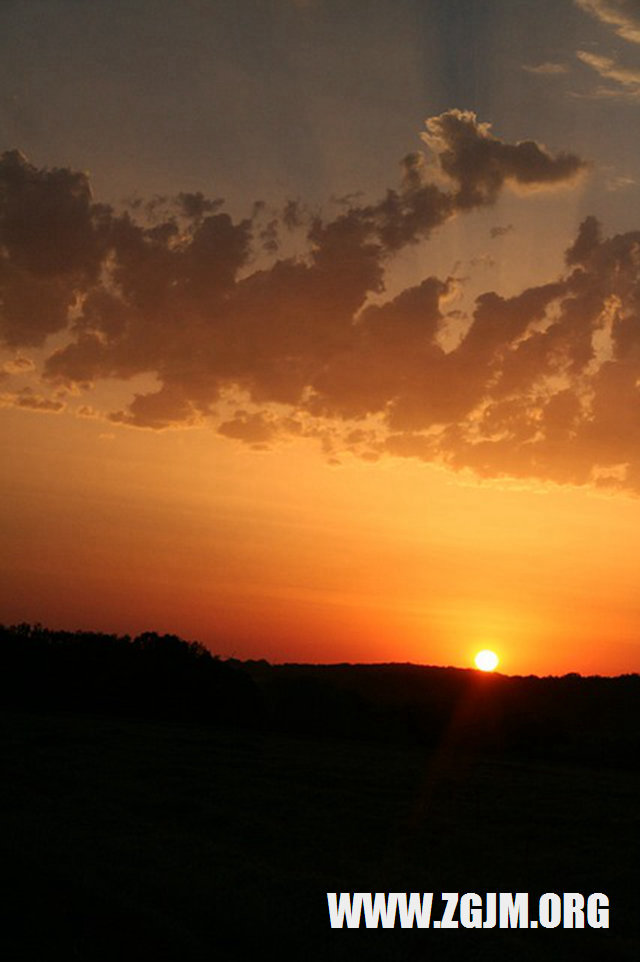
[2,709,638,961]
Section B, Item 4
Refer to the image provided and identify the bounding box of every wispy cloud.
[605,172,636,190]
[575,49,640,99]
[523,62,570,75]
[575,0,640,44]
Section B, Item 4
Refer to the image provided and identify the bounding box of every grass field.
[1,709,638,960]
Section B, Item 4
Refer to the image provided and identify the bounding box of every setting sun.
[474,650,500,672]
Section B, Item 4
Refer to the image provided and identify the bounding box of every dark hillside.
[1,625,638,959]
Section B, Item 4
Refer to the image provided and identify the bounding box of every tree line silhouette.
[0,623,261,725]
[1,623,639,768]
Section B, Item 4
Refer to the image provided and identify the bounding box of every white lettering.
[440,892,459,928]
[587,893,609,929]
[396,892,433,929]
[362,892,398,929]
[500,892,528,928]
[459,892,483,928]
[563,892,585,928]
[327,892,363,928]
[539,892,562,928]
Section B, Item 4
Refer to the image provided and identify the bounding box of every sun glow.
[474,649,499,672]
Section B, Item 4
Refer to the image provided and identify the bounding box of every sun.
[474,649,499,672]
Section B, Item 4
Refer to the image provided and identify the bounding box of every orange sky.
[3,401,640,675]
[2,1,640,675]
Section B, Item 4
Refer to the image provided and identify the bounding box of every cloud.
[0,150,108,346]
[137,210,640,494]
[489,224,514,239]
[0,111,580,408]
[1,387,64,412]
[470,254,496,269]
[217,410,287,447]
[577,49,640,99]
[108,385,204,430]
[2,355,35,374]
[605,173,636,191]
[420,110,586,208]
[578,50,640,87]
[175,191,224,221]
[430,218,640,490]
[16,115,640,494]
[575,0,640,44]
[523,62,570,75]
[76,404,100,418]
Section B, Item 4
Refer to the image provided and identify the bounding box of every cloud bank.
[7,111,640,494]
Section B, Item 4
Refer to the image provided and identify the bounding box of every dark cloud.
[258,218,279,254]
[424,220,640,490]
[1,387,64,412]
[421,110,586,209]
[218,411,278,446]
[489,224,514,239]
[108,385,201,430]
[1,110,583,350]
[0,150,109,346]
[176,191,224,221]
[10,115,640,494]
[282,199,306,229]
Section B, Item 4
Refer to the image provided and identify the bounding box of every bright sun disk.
[474,649,499,672]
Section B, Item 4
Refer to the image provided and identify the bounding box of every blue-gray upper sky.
[1,0,638,224]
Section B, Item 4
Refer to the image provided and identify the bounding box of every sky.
[2,0,640,675]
